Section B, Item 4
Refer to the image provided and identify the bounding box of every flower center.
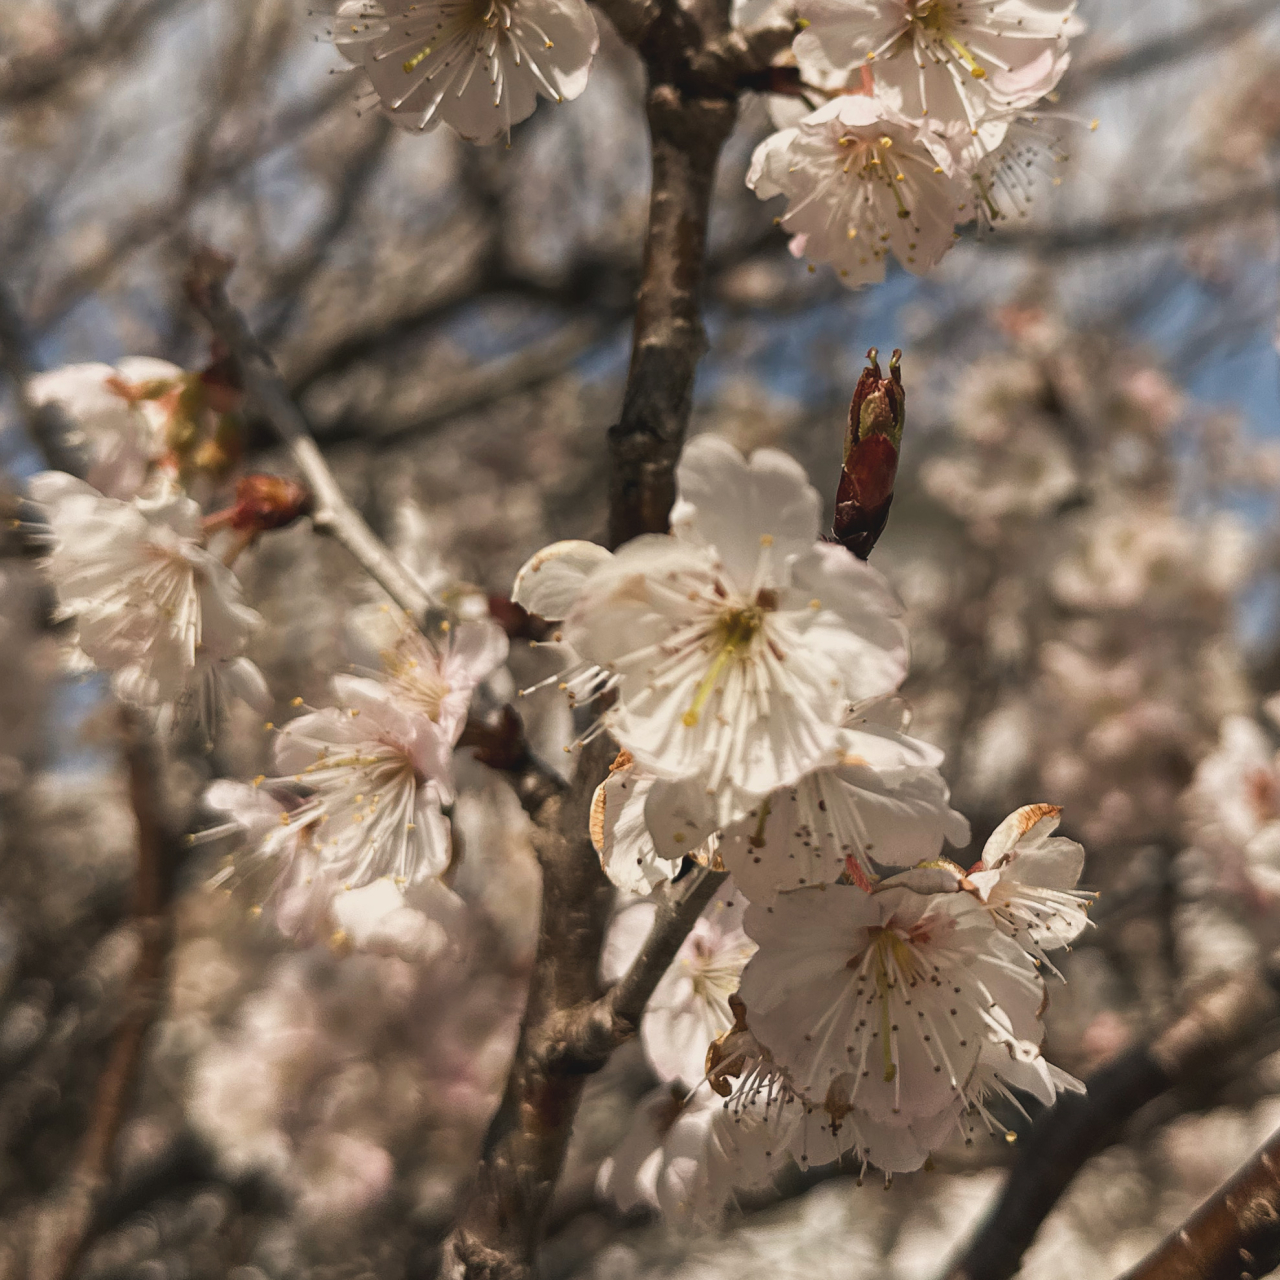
[384,645,452,723]
[860,926,922,1083]
[681,605,766,728]
[912,2,987,78]
[401,0,502,72]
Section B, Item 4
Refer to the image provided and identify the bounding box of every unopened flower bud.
[228,474,311,533]
[832,347,903,560]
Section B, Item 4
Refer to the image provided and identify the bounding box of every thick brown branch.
[448,2,765,1271]
[450,734,618,1280]
[28,707,186,1280]
[184,250,435,624]
[607,78,736,548]
[942,960,1280,1280]
[1117,1122,1280,1280]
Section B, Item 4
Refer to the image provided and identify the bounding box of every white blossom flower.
[794,0,1079,130]
[590,751,686,894]
[746,95,971,287]
[965,113,1075,226]
[601,883,753,1087]
[28,359,182,500]
[738,879,1048,1123]
[920,420,1078,526]
[643,701,970,897]
[203,779,333,939]
[642,884,757,1088]
[271,675,453,888]
[379,616,509,744]
[964,803,1092,967]
[511,538,618,706]
[550,436,908,797]
[1184,715,1280,899]
[28,472,267,733]
[330,0,599,144]
[1051,504,1251,612]
[597,1085,724,1219]
[703,1005,953,1184]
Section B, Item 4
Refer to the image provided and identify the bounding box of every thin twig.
[540,865,728,1070]
[28,707,186,1280]
[942,959,1280,1280]
[982,179,1280,253]
[1116,1120,1280,1280]
[184,249,435,625]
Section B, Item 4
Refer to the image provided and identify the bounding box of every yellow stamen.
[403,45,432,73]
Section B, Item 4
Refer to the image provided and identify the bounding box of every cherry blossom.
[551,435,908,796]
[590,751,687,894]
[964,803,1092,967]
[27,359,182,500]
[203,779,332,939]
[597,1086,726,1221]
[329,0,599,145]
[737,879,1050,1123]
[746,95,971,287]
[1184,716,1280,900]
[270,676,454,888]
[602,884,754,1088]
[29,472,267,733]
[378,617,509,744]
[642,885,757,1088]
[795,0,1079,130]
[643,701,970,896]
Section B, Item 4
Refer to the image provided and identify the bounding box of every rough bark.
[606,6,737,549]
[28,710,186,1280]
[1118,1122,1280,1280]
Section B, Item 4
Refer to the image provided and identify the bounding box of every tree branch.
[607,31,737,548]
[942,958,1280,1280]
[449,733,619,1280]
[27,707,186,1280]
[983,179,1280,253]
[184,250,435,624]
[1117,1121,1280,1280]
[1058,0,1280,104]
[542,865,728,1070]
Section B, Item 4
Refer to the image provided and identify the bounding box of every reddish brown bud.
[228,474,311,533]
[832,347,904,560]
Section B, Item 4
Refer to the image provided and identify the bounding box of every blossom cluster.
[326,0,1081,285]
[24,357,511,945]
[28,359,268,742]
[751,0,1083,286]
[514,434,1091,1216]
